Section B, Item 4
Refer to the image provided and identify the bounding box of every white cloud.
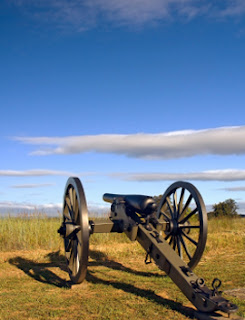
[217,0,245,17]
[2,168,245,182]
[11,183,55,188]
[0,169,94,177]
[10,0,245,31]
[0,201,109,216]
[0,201,62,211]
[0,169,75,176]
[93,0,208,25]
[14,126,245,160]
[111,169,245,181]
[220,186,245,192]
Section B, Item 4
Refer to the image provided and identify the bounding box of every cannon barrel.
[103,193,157,216]
[103,193,123,203]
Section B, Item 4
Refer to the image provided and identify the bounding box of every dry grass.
[0,215,63,251]
[0,215,244,319]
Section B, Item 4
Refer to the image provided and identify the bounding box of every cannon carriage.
[58,177,238,316]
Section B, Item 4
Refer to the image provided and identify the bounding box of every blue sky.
[1,0,245,215]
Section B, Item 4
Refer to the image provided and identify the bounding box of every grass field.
[0,215,244,319]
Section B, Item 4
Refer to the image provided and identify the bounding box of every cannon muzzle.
[103,193,123,203]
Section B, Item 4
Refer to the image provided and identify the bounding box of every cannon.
[58,177,238,316]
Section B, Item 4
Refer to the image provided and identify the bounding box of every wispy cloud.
[0,201,62,211]
[0,169,94,177]
[9,0,245,31]
[217,0,245,18]
[13,126,245,160]
[11,183,55,189]
[220,186,245,192]
[0,169,75,176]
[111,169,245,182]
[2,168,245,182]
[0,201,109,216]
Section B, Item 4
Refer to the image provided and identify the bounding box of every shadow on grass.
[9,249,195,318]
[87,250,195,318]
[89,250,166,278]
[9,250,71,288]
[86,270,195,318]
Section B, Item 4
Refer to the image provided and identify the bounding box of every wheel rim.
[156,181,207,269]
[62,177,89,283]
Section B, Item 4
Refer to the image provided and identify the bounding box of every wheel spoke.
[65,238,72,252]
[179,225,200,229]
[72,188,76,209]
[77,238,82,254]
[73,240,79,274]
[68,241,77,275]
[76,252,80,274]
[63,205,71,221]
[166,196,174,218]
[179,194,193,220]
[69,187,74,207]
[165,233,171,241]
[179,233,192,260]
[68,240,74,270]
[182,231,198,246]
[65,195,73,220]
[169,236,174,246]
[77,238,82,268]
[69,188,75,220]
[173,190,178,218]
[160,210,171,221]
[177,188,185,219]
[176,236,182,258]
[65,250,71,260]
[73,194,79,222]
[76,230,82,250]
[65,239,72,260]
[180,207,198,224]
[173,236,177,251]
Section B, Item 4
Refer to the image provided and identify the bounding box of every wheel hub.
[165,218,179,236]
[58,222,80,239]
[165,219,191,236]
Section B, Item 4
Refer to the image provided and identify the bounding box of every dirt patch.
[158,290,169,299]
[224,288,245,300]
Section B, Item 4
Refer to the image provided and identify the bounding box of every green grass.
[0,214,63,251]
[0,214,244,319]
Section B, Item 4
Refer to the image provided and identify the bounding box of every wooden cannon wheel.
[61,177,89,284]
[156,181,207,270]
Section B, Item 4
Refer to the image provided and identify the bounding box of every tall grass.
[0,214,63,251]
[0,213,244,252]
[205,215,245,255]
[0,214,244,320]
[0,214,130,251]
